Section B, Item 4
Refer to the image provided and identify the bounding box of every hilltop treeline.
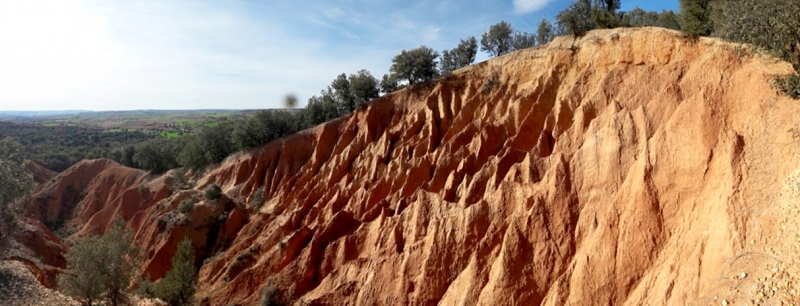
[103,1,686,174]
[680,0,799,97]
[0,122,154,172]
[8,0,797,175]
[107,108,348,173]
[79,0,800,174]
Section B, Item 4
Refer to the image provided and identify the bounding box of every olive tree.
[379,74,399,94]
[347,70,380,110]
[440,37,478,74]
[711,0,800,70]
[591,0,623,29]
[536,19,555,45]
[58,218,138,306]
[58,236,107,306]
[512,31,537,51]
[389,46,440,85]
[480,21,515,57]
[623,7,681,30]
[556,0,595,36]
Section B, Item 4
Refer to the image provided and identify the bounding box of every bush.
[260,279,287,306]
[250,187,265,210]
[389,46,440,85]
[481,66,502,93]
[137,274,155,298]
[205,184,222,201]
[58,218,138,306]
[58,237,106,305]
[772,73,800,99]
[556,0,595,36]
[178,199,193,214]
[154,238,197,306]
[440,37,478,74]
[680,0,713,38]
[711,0,800,70]
[480,21,514,57]
[177,135,208,171]
[379,74,399,94]
[0,137,34,251]
[170,168,190,192]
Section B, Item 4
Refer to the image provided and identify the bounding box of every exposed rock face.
[26,160,56,184]
[197,28,800,305]
[23,159,248,285]
[20,28,800,305]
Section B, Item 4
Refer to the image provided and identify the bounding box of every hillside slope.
[23,27,800,305]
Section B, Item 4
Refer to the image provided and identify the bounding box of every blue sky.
[0,0,678,111]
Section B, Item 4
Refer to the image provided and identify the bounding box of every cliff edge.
[24,27,800,305]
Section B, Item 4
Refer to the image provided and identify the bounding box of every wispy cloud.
[0,0,681,111]
[513,0,555,14]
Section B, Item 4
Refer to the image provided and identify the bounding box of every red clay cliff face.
[22,28,800,305]
[23,159,249,285]
[26,160,56,184]
[197,28,800,305]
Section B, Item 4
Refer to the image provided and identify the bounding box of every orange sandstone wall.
[23,28,800,305]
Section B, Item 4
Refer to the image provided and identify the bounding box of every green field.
[3,109,258,138]
[160,131,181,138]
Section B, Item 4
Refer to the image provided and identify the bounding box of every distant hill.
[0,110,89,118]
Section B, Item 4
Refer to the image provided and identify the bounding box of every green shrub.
[0,137,35,250]
[260,279,287,306]
[205,184,222,201]
[170,168,190,192]
[772,73,800,99]
[711,0,800,70]
[58,218,138,306]
[154,238,196,306]
[136,274,155,298]
[679,0,713,38]
[250,187,265,210]
[178,199,193,214]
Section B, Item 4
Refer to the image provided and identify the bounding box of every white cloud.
[0,0,544,111]
[513,0,554,14]
[0,0,382,110]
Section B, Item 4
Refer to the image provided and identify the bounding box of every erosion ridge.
[20,27,800,305]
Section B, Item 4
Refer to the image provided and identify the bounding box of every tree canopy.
[480,21,515,57]
[389,46,440,85]
[556,0,595,36]
[154,238,197,306]
[711,0,800,70]
[58,218,138,306]
[0,137,34,252]
[440,37,478,74]
[623,7,681,30]
[679,0,713,38]
[536,20,555,46]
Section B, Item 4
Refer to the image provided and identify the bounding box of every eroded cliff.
[22,28,800,305]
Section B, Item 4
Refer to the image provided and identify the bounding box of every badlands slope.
[20,28,800,305]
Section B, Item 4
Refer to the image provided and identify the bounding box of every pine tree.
[155,238,197,306]
[679,0,713,37]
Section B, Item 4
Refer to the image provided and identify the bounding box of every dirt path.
[0,260,78,306]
